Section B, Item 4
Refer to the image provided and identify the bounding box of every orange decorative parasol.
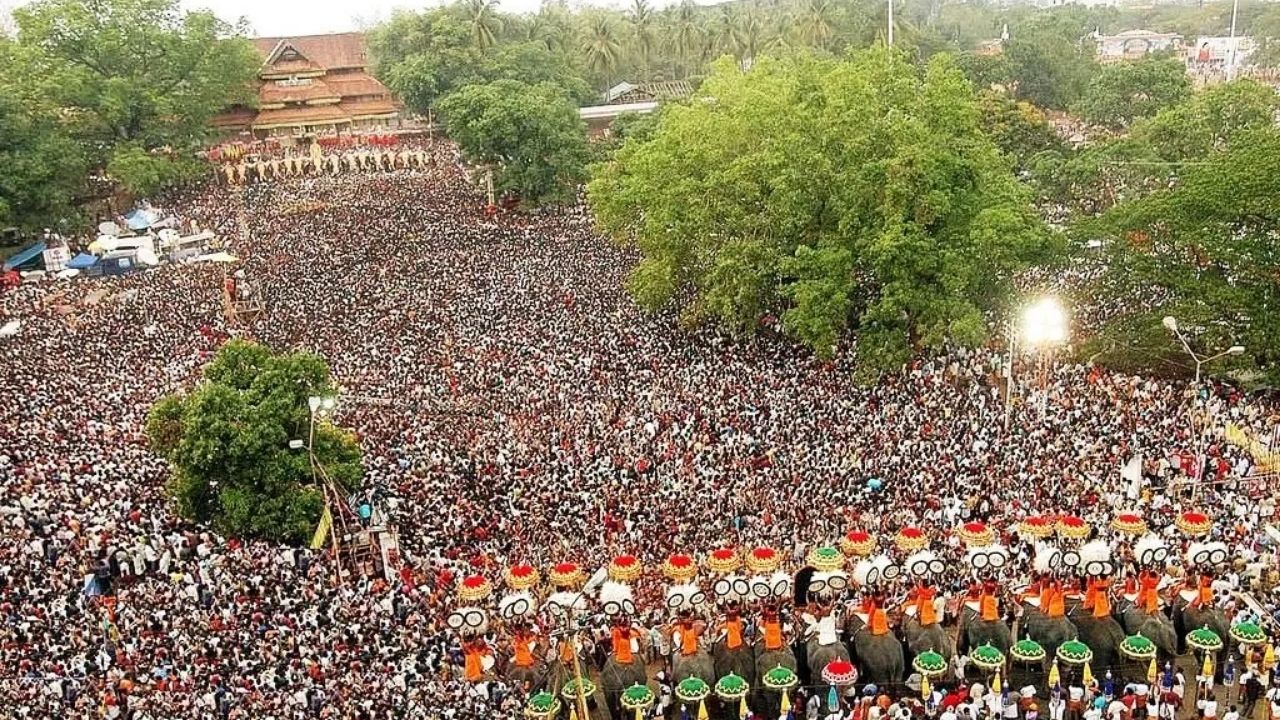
[548,562,586,588]
[957,521,995,547]
[1056,515,1090,540]
[1110,512,1147,536]
[1017,516,1054,538]
[608,554,643,582]
[745,546,781,574]
[458,574,493,602]
[840,531,876,557]
[504,563,540,590]
[1175,511,1213,536]
[705,548,741,574]
[662,553,698,581]
[896,527,928,552]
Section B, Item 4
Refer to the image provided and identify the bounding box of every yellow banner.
[1224,423,1278,472]
[310,506,332,550]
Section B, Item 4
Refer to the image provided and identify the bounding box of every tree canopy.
[147,340,363,544]
[589,48,1052,371]
[1074,55,1190,129]
[0,0,258,215]
[439,80,591,206]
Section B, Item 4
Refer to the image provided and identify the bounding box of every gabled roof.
[259,78,341,105]
[252,32,370,71]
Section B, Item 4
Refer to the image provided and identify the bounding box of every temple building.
[214,32,401,137]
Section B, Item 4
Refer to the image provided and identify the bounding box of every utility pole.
[1227,0,1241,80]
[888,0,894,46]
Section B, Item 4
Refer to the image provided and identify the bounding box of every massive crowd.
[0,143,1278,720]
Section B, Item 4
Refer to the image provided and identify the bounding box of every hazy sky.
[182,0,714,37]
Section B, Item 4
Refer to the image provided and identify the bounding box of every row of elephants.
[513,584,1232,720]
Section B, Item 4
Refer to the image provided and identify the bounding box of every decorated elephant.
[900,550,954,662]
[498,591,546,692]
[957,546,1013,657]
[750,573,797,718]
[597,581,649,720]
[1170,541,1233,657]
[1067,540,1126,674]
[446,604,497,683]
[1019,544,1077,661]
[668,583,716,686]
[801,569,854,696]
[845,556,903,688]
[711,575,755,686]
[542,589,588,697]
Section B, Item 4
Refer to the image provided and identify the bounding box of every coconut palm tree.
[528,3,569,53]
[465,0,503,51]
[795,0,834,50]
[629,0,656,81]
[582,14,624,92]
[672,1,701,77]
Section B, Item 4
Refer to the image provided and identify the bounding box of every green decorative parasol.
[715,673,750,701]
[913,651,948,677]
[621,684,655,712]
[1187,627,1224,653]
[525,691,562,719]
[1119,634,1156,661]
[561,677,596,700]
[1230,622,1267,647]
[971,643,1006,671]
[762,665,799,691]
[1011,638,1046,664]
[1056,640,1093,666]
[807,545,845,571]
[675,677,711,703]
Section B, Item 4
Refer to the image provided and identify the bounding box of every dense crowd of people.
[1,142,1278,720]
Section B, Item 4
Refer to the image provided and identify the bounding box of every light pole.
[1161,316,1244,499]
[888,0,894,46]
[1227,0,1241,81]
[1013,297,1069,422]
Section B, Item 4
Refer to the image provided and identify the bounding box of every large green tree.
[0,41,88,230]
[1074,55,1190,129]
[1084,127,1280,382]
[439,80,591,205]
[12,0,259,196]
[589,49,1052,370]
[147,340,363,544]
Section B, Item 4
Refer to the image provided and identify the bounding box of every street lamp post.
[1016,297,1069,422]
[1161,316,1245,500]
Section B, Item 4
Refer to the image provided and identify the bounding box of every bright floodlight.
[1022,297,1068,346]
[1228,345,1245,355]
[1162,316,1178,333]
[308,396,322,413]
[321,397,337,411]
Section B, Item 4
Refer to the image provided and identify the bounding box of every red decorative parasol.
[548,562,585,588]
[458,574,492,602]
[1017,515,1054,538]
[504,563,539,590]
[705,548,741,574]
[957,521,995,547]
[1056,515,1090,540]
[1175,511,1213,536]
[663,553,698,581]
[1110,512,1148,536]
[896,527,928,552]
[840,531,876,557]
[745,546,781,574]
[822,659,859,686]
[608,554,643,582]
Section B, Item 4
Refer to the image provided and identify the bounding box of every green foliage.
[1,0,257,211]
[1074,55,1190,129]
[589,49,1051,370]
[439,80,591,205]
[1086,126,1280,382]
[976,90,1067,171]
[1002,32,1097,110]
[147,340,363,544]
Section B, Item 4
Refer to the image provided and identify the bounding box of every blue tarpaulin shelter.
[66,252,99,270]
[124,209,160,230]
[3,242,46,271]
